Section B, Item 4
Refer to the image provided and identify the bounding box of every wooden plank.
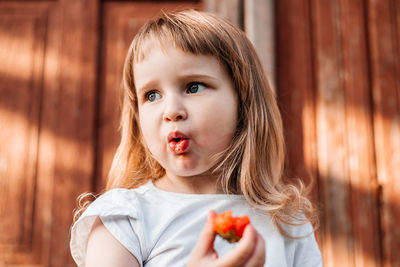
[244,0,275,91]
[0,2,53,265]
[203,0,242,27]
[46,0,98,265]
[0,0,99,265]
[275,0,322,253]
[0,13,38,250]
[338,0,380,266]
[310,0,385,266]
[367,0,400,266]
[311,0,354,266]
[32,2,62,264]
[275,0,318,204]
[277,1,383,266]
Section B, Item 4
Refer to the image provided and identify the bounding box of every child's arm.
[85,217,140,267]
[188,211,265,267]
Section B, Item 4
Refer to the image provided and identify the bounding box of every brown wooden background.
[0,0,398,266]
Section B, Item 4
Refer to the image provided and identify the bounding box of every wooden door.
[276,1,400,266]
[0,0,98,265]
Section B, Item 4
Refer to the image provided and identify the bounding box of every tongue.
[169,139,189,154]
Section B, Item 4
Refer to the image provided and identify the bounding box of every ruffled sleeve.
[283,221,323,267]
[293,230,323,267]
[70,189,144,267]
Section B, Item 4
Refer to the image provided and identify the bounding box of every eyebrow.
[136,80,158,95]
[136,74,219,94]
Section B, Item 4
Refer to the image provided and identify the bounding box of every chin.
[160,157,213,177]
[171,169,203,177]
[168,166,211,177]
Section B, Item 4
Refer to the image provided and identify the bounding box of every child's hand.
[188,211,265,267]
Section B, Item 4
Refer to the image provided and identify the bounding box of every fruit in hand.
[213,210,250,243]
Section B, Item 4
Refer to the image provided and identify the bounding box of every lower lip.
[168,139,190,154]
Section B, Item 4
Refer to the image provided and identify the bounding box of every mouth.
[167,131,190,154]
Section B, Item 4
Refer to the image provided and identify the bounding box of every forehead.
[133,37,226,74]
[132,41,233,92]
[134,35,177,63]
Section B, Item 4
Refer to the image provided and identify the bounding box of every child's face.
[134,42,238,180]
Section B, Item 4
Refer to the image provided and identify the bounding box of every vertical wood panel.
[0,10,42,253]
[0,3,53,265]
[312,1,353,265]
[275,0,322,255]
[47,0,98,265]
[244,0,275,90]
[312,0,381,265]
[275,0,318,202]
[0,0,98,265]
[33,3,62,264]
[338,0,380,266]
[203,0,242,27]
[277,0,395,266]
[367,0,400,266]
[276,1,375,265]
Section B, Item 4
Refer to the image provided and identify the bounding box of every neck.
[154,172,223,194]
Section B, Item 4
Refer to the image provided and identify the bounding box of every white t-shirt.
[70,181,322,267]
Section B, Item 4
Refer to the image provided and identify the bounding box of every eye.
[146,91,161,102]
[186,82,206,94]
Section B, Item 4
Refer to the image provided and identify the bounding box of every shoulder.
[81,183,153,218]
[70,184,153,266]
[284,221,315,239]
[282,222,322,267]
[85,217,140,267]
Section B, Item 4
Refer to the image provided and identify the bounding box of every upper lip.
[167,131,189,142]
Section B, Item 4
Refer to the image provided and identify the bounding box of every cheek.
[138,109,160,153]
[210,118,237,149]
[139,114,150,139]
[197,102,238,151]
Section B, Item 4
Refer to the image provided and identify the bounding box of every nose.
[162,94,188,122]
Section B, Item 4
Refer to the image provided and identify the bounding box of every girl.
[70,10,322,267]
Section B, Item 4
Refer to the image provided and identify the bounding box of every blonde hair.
[78,10,317,236]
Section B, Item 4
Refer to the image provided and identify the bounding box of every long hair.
[84,10,316,236]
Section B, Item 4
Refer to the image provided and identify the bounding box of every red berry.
[213,210,251,243]
[234,215,250,238]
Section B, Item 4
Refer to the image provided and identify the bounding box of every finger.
[243,232,266,267]
[192,210,217,257]
[217,224,257,266]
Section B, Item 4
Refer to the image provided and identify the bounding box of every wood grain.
[367,0,400,266]
[244,0,275,91]
[0,2,52,265]
[338,0,380,265]
[277,0,383,266]
[0,0,97,265]
[203,0,242,27]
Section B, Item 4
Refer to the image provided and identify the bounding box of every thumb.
[217,224,257,266]
[192,210,217,257]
